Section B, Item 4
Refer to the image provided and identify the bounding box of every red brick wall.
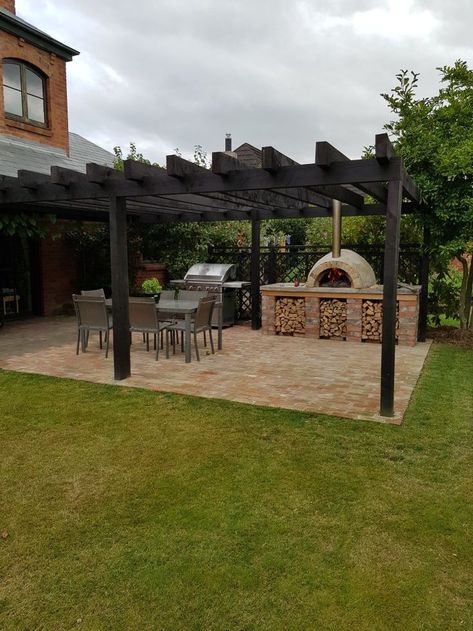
[134,261,169,289]
[0,1,15,13]
[39,232,78,315]
[0,27,70,152]
[261,292,419,346]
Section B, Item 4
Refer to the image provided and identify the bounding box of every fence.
[209,243,423,320]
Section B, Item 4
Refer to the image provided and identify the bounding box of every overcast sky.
[16,0,473,164]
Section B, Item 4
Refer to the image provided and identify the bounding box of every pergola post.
[418,223,430,342]
[380,179,403,416]
[251,212,261,330]
[109,195,131,380]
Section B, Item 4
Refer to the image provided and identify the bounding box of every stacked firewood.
[362,300,399,341]
[319,299,347,338]
[275,297,305,335]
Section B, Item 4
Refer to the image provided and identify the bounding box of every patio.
[0,133,424,418]
[0,317,431,423]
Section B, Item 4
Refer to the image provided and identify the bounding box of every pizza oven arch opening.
[317,268,352,288]
[306,249,377,290]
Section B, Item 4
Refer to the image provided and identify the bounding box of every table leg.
[184,312,192,363]
[218,302,223,350]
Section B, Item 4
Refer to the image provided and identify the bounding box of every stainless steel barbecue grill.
[172,263,250,327]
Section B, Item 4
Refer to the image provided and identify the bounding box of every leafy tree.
[381,61,473,328]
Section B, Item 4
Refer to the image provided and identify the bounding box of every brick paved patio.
[0,317,431,423]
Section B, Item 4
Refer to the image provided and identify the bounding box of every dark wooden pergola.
[0,133,423,417]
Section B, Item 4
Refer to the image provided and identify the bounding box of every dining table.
[106,297,222,363]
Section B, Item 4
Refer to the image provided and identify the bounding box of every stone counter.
[261,284,420,346]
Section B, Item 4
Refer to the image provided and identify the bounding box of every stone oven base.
[261,284,420,346]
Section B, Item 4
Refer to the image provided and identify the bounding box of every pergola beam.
[262,146,359,208]
[17,170,54,190]
[212,152,246,175]
[402,167,420,202]
[129,201,417,225]
[124,160,316,213]
[262,146,298,171]
[0,175,20,192]
[166,154,205,178]
[375,133,420,203]
[86,163,123,184]
[316,141,388,204]
[0,199,417,223]
[212,150,331,211]
[0,157,403,205]
[312,185,364,208]
[51,166,91,186]
[375,133,396,165]
[123,160,165,180]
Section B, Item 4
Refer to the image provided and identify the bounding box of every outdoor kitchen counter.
[260,283,421,299]
[261,284,421,346]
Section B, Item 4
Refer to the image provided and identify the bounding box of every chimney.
[225,133,232,152]
[331,199,342,259]
[0,0,16,13]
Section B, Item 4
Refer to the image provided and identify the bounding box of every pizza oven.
[305,199,377,289]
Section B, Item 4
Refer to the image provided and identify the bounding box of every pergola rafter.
[0,133,422,418]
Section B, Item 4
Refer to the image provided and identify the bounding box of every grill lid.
[184,263,237,283]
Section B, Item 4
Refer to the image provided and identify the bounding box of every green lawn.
[0,344,472,631]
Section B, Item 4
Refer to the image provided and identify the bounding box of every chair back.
[73,295,108,328]
[129,297,158,330]
[159,289,175,301]
[194,296,215,329]
[81,288,106,298]
[178,289,208,301]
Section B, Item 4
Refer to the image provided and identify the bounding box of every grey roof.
[0,8,79,61]
[0,132,115,178]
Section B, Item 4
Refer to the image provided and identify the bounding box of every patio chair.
[166,296,215,361]
[177,289,208,301]
[154,290,177,347]
[81,289,106,346]
[81,288,106,298]
[73,294,112,358]
[172,289,209,335]
[129,297,169,360]
[159,289,175,301]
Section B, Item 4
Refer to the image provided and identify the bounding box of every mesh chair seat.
[177,290,208,301]
[159,290,176,300]
[129,297,170,360]
[166,296,216,361]
[81,288,106,298]
[73,294,112,358]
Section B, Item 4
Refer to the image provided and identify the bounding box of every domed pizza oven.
[305,249,377,289]
[305,199,377,290]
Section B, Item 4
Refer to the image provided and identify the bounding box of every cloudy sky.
[16,0,473,164]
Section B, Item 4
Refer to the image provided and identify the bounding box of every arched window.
[3,59,47,126]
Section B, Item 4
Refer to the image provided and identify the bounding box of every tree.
[381,61,473,328]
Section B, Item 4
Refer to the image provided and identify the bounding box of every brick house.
[0,0,115,317]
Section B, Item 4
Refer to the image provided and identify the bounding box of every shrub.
[141,278,162,294]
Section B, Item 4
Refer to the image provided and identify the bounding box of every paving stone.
[0,316,431,424]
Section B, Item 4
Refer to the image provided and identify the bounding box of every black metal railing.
[209,243,423,320]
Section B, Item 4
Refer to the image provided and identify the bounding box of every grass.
[428,314,461,328]
[0,344,472,631]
